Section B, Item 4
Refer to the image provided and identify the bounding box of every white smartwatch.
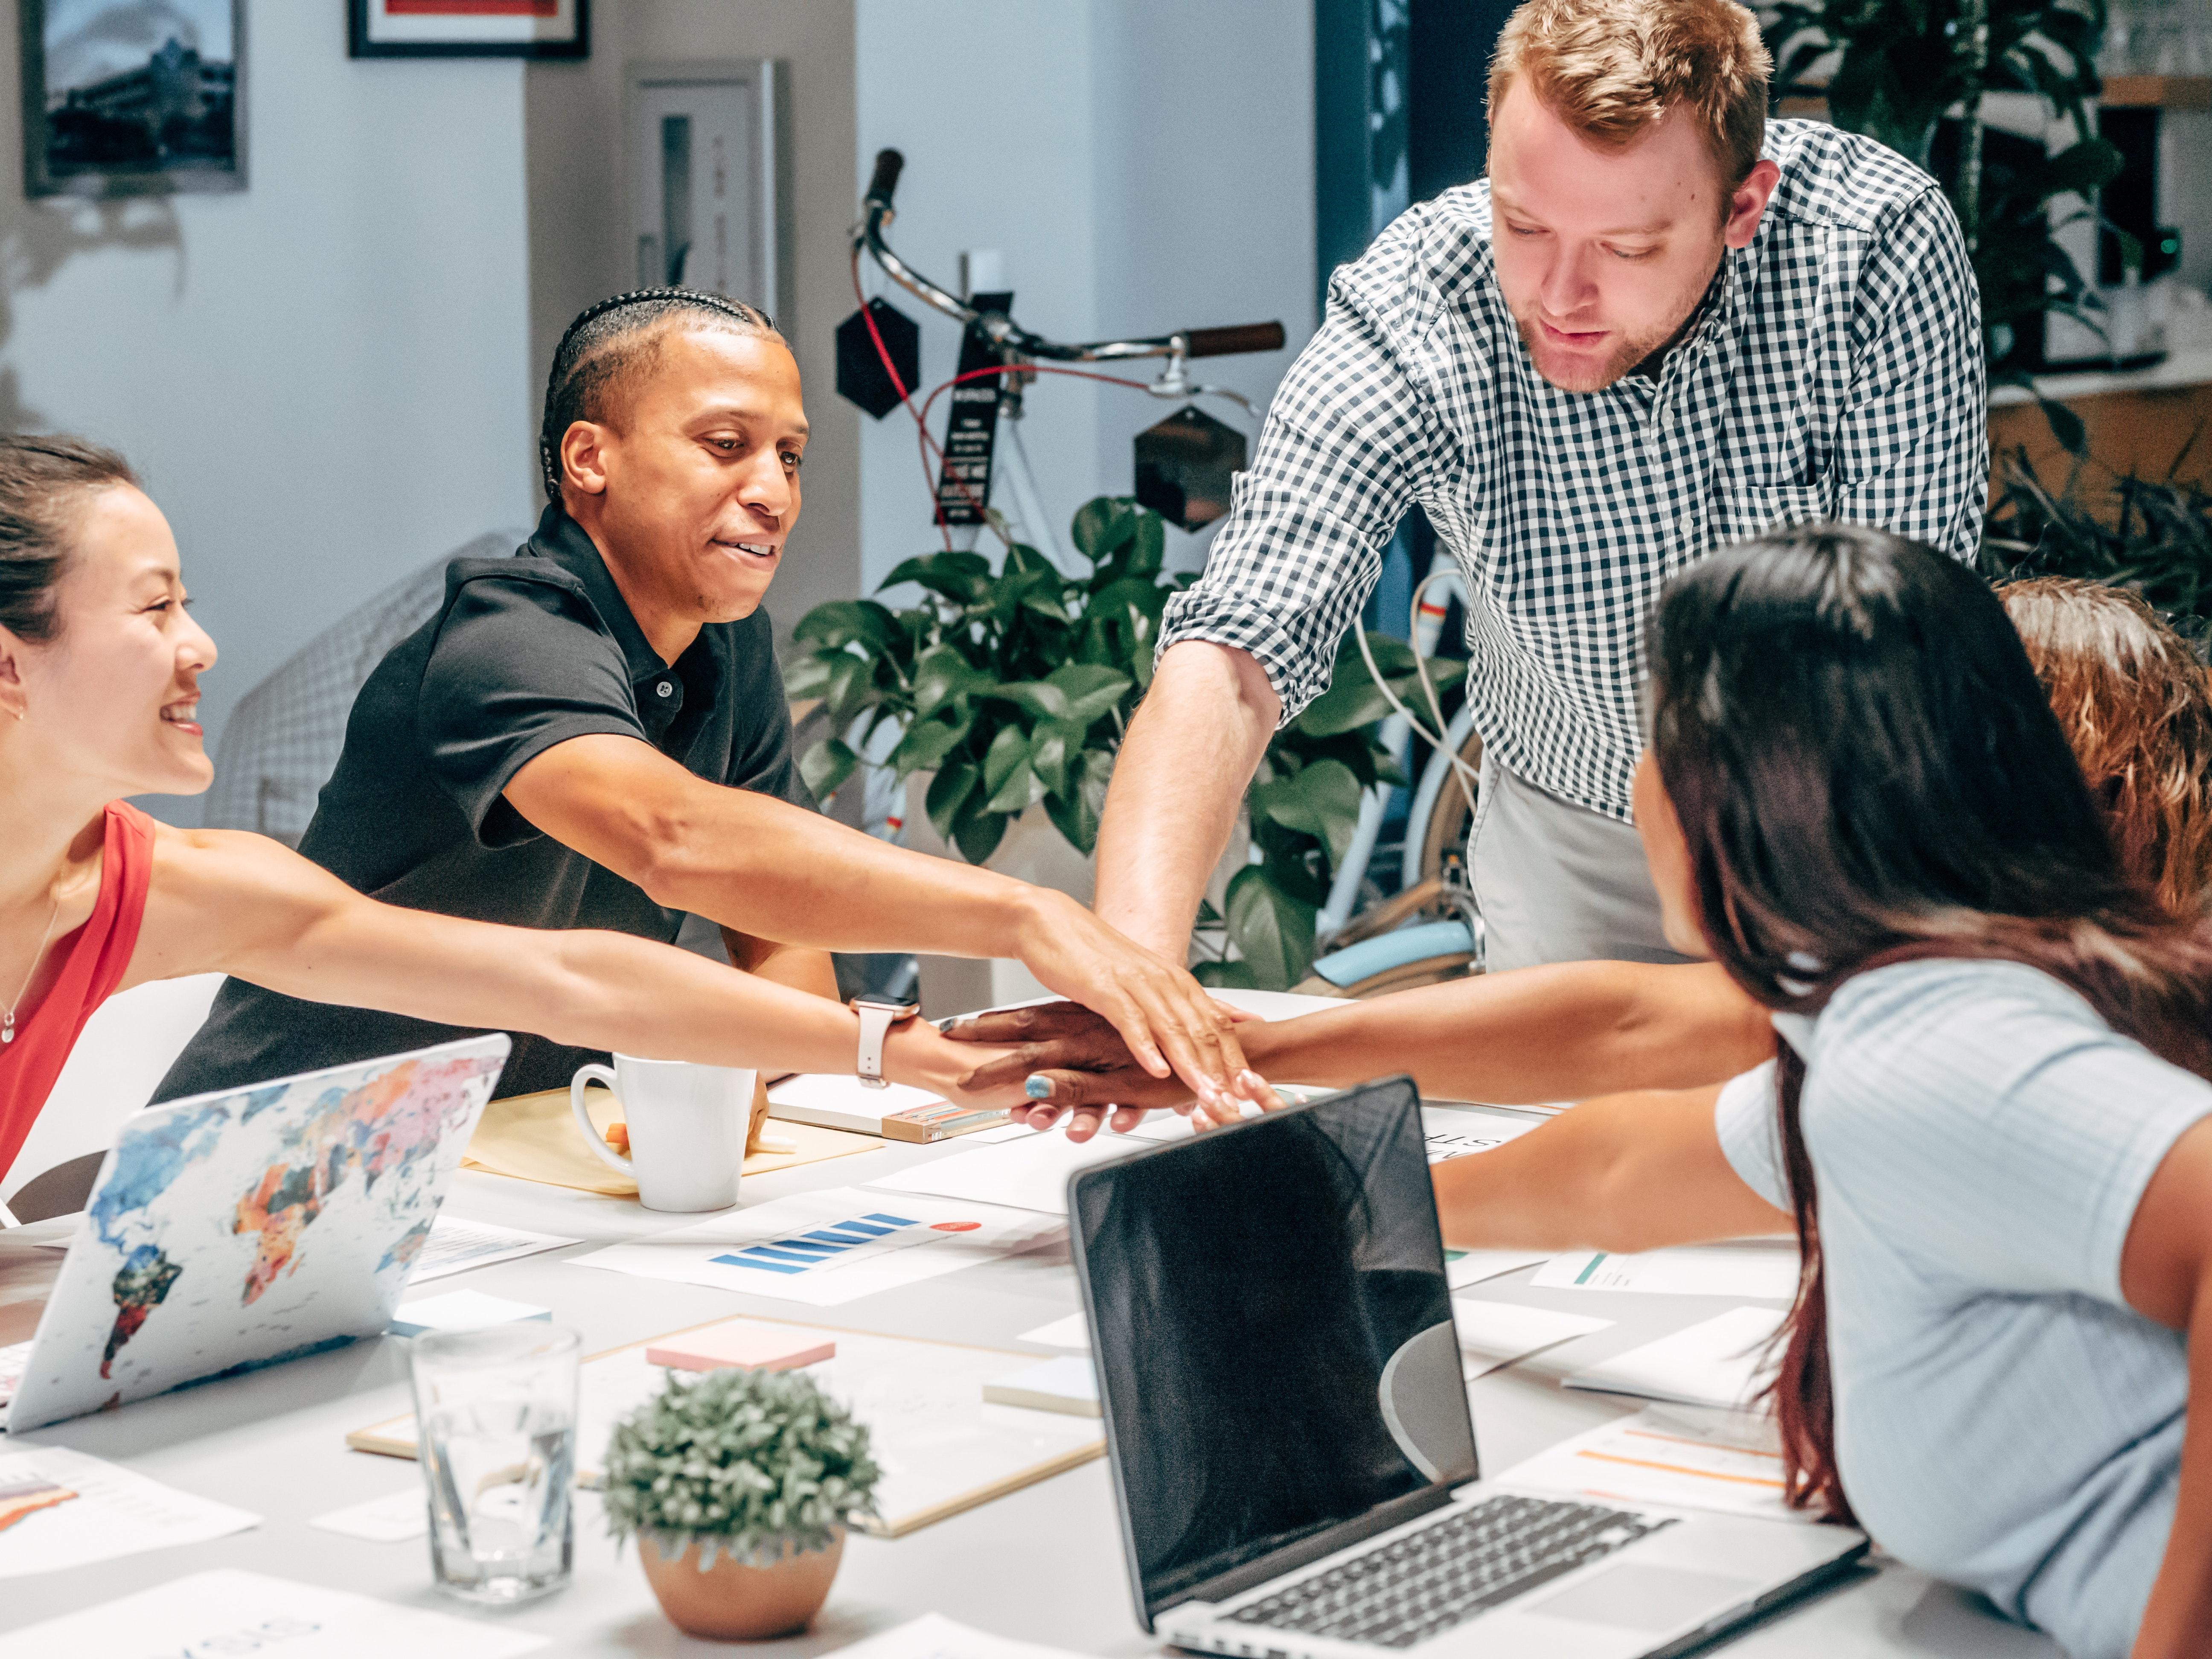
[851,995,922,1089]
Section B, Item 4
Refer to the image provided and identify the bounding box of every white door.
[630,76,766,312]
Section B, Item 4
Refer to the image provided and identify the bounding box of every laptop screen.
[1072,1078,1478,1620]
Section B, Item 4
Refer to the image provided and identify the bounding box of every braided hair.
[538,288,781,504]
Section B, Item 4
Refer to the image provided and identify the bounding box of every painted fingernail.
[1025,1075,1054,1100]
[1240,1069,1268,1095]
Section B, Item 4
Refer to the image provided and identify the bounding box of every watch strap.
[855,1002,897,1089]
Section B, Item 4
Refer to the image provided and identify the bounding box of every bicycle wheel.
[1407,723,1484,889]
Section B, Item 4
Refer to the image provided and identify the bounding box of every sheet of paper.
[1532,1243,1799,1299]
[1500,1405,1813,1525]
[309,1487,430,1542]
[1420,1107,1540,1163]
[0,1567,546,1657]
[565,1187,1064,1306]
[862,1117,1194,1215]
[0,1446,258,1577]
[770,1073,947,1120]
[821,1611,1088,1659]
[405,1216,575,1284]
[354,1326,1101,1537]
[1443,1248,1548,1288]
[464,1088,877,1196]
[1563,1305,1786,1411]
[1019,1312,1090,1350]
[1452,1298,1612,1380]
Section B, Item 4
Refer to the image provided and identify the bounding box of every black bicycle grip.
[1185,321,1287,358]
[865,149,906,210]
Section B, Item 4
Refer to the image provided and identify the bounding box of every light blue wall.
[0,0,537,815]
[853,0,1316,592]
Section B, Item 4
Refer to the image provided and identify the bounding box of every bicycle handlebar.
[856,157,1284,370]
[1186,323,1286,358]
[865,148,905,212]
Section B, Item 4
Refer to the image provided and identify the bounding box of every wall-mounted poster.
[20,0,245,198]
[349,0,588,60]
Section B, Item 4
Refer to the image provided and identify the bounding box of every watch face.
[852,996,921,1019]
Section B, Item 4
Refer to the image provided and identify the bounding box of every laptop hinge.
[1152,1481,1462,1623]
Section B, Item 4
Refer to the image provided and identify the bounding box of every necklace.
[2,894,61,1047]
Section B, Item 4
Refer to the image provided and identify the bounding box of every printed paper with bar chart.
[566,1187,1064,1306]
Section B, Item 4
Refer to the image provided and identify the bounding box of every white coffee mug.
[570,1055,755,1212]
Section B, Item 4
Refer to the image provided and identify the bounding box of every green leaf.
[1224,865,1316,990]
[781,649,841,701]
[794,599,900,653]
[890,712,970,774]
[952,807,1010,865]
[1044,663,1132,727]
[881,551,991,603]
[2040,396,2088,458]
[1126,509,1166,575]
[1041,749,1113,855]
[799,737,859,802]
[1071,496,1137,563]
[984,758,1045,815]
[984,681,1070,721]
[1191,958,1260,989]
[1249,758,1366,870]
[927,762,980,842]
[912,643,992,718]
[816,652,877,725]
[1029,728,1070,797]
[1295,671,1397,738]
[981,724,1032,800]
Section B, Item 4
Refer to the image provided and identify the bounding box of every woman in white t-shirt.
[1432,525,2212,1659]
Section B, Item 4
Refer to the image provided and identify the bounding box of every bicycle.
[849,149,1485,998]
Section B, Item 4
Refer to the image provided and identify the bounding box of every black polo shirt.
[156,504,814,1103]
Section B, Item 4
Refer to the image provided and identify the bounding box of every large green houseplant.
[786,498,1463,990]
[603,1366,881,1640]
[1764,0,2120,438]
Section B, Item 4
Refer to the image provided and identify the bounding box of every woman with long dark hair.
[1429,524,2212,1658]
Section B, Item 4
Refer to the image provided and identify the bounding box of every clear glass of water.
[409,1323,580,1605]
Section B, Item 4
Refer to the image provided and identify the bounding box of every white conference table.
[0,1078,2061,1657]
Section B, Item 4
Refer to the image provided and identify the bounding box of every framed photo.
[20,0,245,198]
[349,0,589,61]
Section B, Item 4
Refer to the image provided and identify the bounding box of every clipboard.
[348,1314,1102,1537]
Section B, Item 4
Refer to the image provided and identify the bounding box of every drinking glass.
[410,1323,580,1604]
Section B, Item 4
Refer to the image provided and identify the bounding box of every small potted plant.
[603,1366,881,1641]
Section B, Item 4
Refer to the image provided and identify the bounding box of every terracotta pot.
[638,1528,845,1641]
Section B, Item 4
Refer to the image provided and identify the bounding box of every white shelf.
[1988,345,2212,405]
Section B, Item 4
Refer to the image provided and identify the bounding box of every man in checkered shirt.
[1094,0,1985,975]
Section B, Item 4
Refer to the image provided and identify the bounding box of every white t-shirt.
[1715,959,2204,1659]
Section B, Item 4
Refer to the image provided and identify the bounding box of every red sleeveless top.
[0,802,157,1187]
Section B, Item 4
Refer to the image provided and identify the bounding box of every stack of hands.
[944,1001,1281,1142]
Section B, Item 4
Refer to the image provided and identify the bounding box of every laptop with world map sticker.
[6,1034,509,1434]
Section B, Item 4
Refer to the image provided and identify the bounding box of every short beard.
[1510,307,1682,393]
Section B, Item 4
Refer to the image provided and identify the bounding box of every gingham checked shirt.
[1161,120,1987,820]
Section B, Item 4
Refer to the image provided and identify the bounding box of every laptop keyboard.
[1224,1493,1668,1649]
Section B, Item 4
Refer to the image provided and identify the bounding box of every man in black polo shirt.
[159,290,1245,1108]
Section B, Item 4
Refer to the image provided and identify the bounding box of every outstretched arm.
[1091,642,1278,960]
[1431,1082,1789,1252]
[501,732,1249,1106]
[128,827,1015,1105]
[2123,1117,2212,1659]
[956,960,1773,1139]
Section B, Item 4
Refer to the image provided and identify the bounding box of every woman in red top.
[0,435,1020,1185]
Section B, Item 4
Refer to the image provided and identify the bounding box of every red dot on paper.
[931,1221,982,1233]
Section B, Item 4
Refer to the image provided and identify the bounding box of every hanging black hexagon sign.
[1133,403,1246,531]
[836,298,920,421]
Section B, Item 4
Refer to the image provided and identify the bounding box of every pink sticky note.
[646,1321,836,1374]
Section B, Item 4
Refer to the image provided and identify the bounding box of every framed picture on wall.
[20,0,246,198]
[349,0,589,60]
